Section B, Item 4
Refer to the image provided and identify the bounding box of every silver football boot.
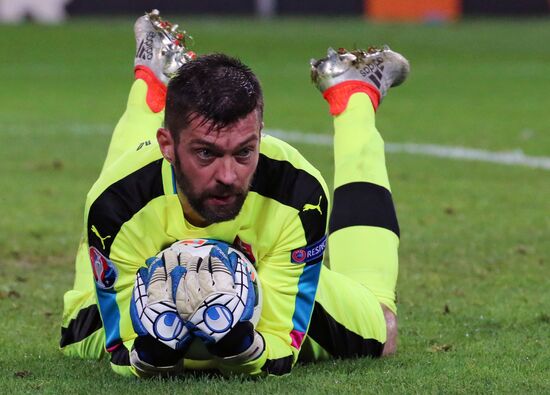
[134,9,194,84]
[311,46,410,99]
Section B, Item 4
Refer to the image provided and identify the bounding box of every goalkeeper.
[60,10,407,377]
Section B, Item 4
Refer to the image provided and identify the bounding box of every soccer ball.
[161,238,262,360]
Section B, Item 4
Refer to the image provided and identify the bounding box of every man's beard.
[173,156,249,224]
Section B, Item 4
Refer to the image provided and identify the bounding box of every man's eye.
[196,149,214,160]
[236,148,253,158]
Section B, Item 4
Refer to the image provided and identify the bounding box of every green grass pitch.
[0,16,549,393]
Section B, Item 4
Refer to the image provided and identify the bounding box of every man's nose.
[215,157,238,185]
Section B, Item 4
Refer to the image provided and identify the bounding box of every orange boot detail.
[134,65,167,113]
[323,81,380,116]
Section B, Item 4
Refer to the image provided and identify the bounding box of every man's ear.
[157,128,175,163]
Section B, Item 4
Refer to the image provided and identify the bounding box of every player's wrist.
[130,335,184,377]
[210,323,265,364]
[133,334,184,366]
[129,350,183,378]
[323,81,380,116]
[208,321,254,357]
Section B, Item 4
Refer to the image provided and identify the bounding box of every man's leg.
[60,10,192,367]
[102,8,194,171]
[300,265,387,362]
[59,73,166,358]
[327,91,400,353]
[301,95,398,361]
[101,78,165,171]
[303,47,409,360]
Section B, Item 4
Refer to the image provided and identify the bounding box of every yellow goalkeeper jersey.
[62,133,329,376]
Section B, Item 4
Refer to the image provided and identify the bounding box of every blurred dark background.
[2,0,549,24]
[65,0,549,17]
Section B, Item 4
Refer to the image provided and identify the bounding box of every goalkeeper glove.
[174,246,265,362]
[130,250,193,352]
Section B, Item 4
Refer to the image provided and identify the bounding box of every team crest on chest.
[233,235,256,264]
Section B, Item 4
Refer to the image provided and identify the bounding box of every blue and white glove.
[130,250,193,348]
[174,246,265,363]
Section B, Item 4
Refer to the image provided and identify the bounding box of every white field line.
[2,123,548,170]
[0,123,113,135]
[265,129,550,171]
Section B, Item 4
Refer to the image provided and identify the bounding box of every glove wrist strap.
[215,331,265,364]
[130,348,183,378]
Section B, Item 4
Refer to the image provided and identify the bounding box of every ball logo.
[291,249,306,263]
[154,311,184,341]
[177,239,208,247]
[246,262,257,282]
[204,305,233,333]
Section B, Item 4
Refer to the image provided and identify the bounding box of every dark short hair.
[165,54,264,142]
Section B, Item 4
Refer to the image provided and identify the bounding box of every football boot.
[310,46,410,100]
[134,9,195,84]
